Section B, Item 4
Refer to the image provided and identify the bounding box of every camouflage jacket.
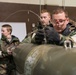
[59,23,76,46]
[0,35,20,57]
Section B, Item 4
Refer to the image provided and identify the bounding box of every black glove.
[44,27,60,45]
[35,29,44,44]
[37,21,43,29]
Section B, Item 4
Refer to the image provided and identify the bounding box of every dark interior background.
[0,2,76,33]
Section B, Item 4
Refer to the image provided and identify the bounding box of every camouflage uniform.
[55,23,76,46]
[22,20,76,47]
[56,19,76,47]
[0,35,20,75]
[35,23,76,45]
[39,22,76,47]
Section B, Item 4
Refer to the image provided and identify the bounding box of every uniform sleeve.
[70,31,76,47]
[59,30,76,47]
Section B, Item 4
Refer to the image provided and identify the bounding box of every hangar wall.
[0,0,76,33]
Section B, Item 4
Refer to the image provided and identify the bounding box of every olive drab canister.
[13,43,76,75]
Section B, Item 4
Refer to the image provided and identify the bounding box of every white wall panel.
[0,0,44,5]
[0,0,76,7]
[45,0,62,6]
[65,0,76,7]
